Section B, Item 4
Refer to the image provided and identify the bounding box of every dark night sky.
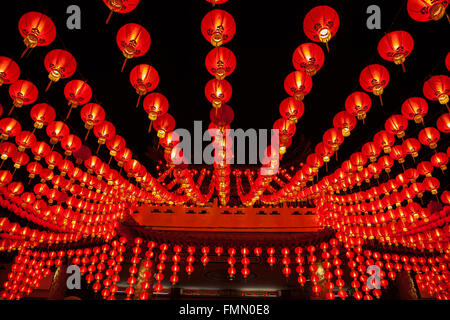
[0,0,448,178]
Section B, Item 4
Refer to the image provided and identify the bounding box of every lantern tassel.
[66,106,74,120]
[20,47,28,58]
[85,129,90,142]
[28,178,32,185]
[12,168,16,178]
[325,42,329,53]
[121,58,127,72]
[379,94,383,106]
[446,103,449,113]
[108,156,112,165]
[96,144,101,154]
[136,95,141,108]
[0,160,4,168]
[335,151,338,161]
[106,10,113,24]
[148,121,153,133]
[401,162,405,172]
[325,162,328,172]
[45,80,53,92]
[401,62,406,73]
[8,106,15,116]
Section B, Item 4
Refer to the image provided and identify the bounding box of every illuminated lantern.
[423,75,450,110]
[0,57,20,86]
[407,0,448,22]
[31,141,50,161]
[8,80,38,115]
[436,113,450,133]
[94,121,116,152]
[210,104,234,127]
[333,111,357,137]
[46,121,69,145]
[418,127,440,149]
[0,142,16,164]
[378,155,394,174]
[374,130,395,154]
[106,135,126,158]
[0,118,21,140]
[129,64,159,108]
[359,64,389,105]
[402,138,421,158]
[15,131,36,152]
[102,0,140,23]
[143,93,169,132]
[153,114,175,139]
[423,177,440,195]
[303,6,340,51]
[292,43,325,76]
[279,97,304,123]
[201,9,236,47]
[206,0,229,5]
[349,153,367,172]
[417,161,433,177]
[345,91,372,123]
[0,171,12,187]
[115,148,132,167]
[284,70,313,101]
[390,145,406,164]
[273,118,296,141]
[441,190,450,204]
[8,182,24,197]
[205,47,236,80]
[12,152,29,170]
[116,23,151,72]
[205,79,232,109]
[323,128,344,152]
[61,134,82,156]
[18,12,56,57]
[44,49,77,91]
[401,97,428,124]
[362,142,381,163]
[377,31,414,72]
[431,152,448,171]
[385,114,408,139]
[30,103,56,130]
[45,152,62,170]
[160,131,180,152]
[64,80,92,119]
[80,103,105,141]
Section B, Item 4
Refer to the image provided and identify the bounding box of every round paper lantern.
[30,103,56,130]
[402,138,421,158]
[0,118,21,140]
[323,128,344,151]
[292,43,325,76]
[401,97,428,124]
[64,80,92,119]
[345,91,372,122]
[359,64,390,105]
[205,47,236,80]
[106,135,126,158]
[210,104,234,127]
[284,70,313,101]
[431,152,448,171]
[303,6,340,51]
[129,64,159,108]
[273,118,296,141]
[385,114,408,139]
[279,97,304,123]
[31,141,51,161]
[153,114,175,139]
[374,130,395,154]
[44,49,77,91]
[0,142,17,162]
[8,80,38,115]
[102,0,140,23]
[362,142,381,163]
[205,79,232,109]
[61,135,82,157]
[407,0,448,22]
[80,103,106,135]
[18,12,56,57]
[46,121,69,145]
[94,121,116,149]
[377,31,414,72]
[333,111,357,137]
[116,23,151,72]
[0,57,20,86]
[418,127,440,149]
[201,9,236,47]
[15,131,36,152]
[423,75,449,110]
[143,93,169,132]
[436,113,450,133]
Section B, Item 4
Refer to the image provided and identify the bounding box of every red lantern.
[8,80,38,115]
[292,43,325,76]
[390,145,407,164]
[205,79,232,109]
[273,118,296,140]
[30,103,56,130]
[423,75,450,111]
[210,104,234,127]
[64,80,92,119]
[201,9,236,47]
[362,142,381,163]
[61,134,82,157]
[0,57,20,86]
[436,113,450,133]
[80,103,105,141]
[359,64,389,105]
[0,142,17,163]
[116,23,151,72]
[284,70,313,101]
[279,97,304,123]
[303,6,340,51]
[377,31,414,72]
[15,131,36,152]
[407,0,448,22]
[94,121,116,151]
[401,97,428,124]
[12,152,29,169]
[323,128,344,152]
[333,111,357,137]
[418,127,440,149]
[0,118,21,140]
[143,93,169,132]
[402,138,421,158]
[385,114,408,139]
[46,121,69,145]
[431,152,448,171]
[345,91,372,122]
[106,135,126,158]
[18,12,56,57]
[153,114,175,139]
[129,64,159,108]
[205,47,236,80]
[44,49,77,91]
[374,130,395,154]
[31,141,50,161]
[0,171,12,187]
[102,0,140,24]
